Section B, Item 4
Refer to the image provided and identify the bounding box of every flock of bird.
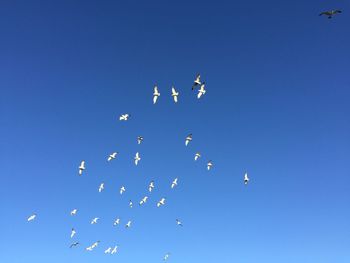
[25,9,342,260]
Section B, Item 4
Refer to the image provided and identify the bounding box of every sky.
[0,0,350,262]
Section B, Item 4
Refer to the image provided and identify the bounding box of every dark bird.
[319,10,342,19]
[70,242,79,248]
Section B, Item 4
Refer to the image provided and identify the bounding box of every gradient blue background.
[1,1,350,262]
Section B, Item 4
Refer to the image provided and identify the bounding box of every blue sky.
[1,0,350,262]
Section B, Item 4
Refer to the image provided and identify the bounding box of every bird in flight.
[137,136,144,145]
[185,134,192,146]
[197,82,206,99]
[244,172,250,185]
[86,241,100,251]
[149,181,155,192]
[69,242,79,248]
[27,213,36,222]
[319,10,342,19]
[163,253,171,261]
[119,114,130,121]
[194,152,201,161]
[176,219,183,227]
[113,218,120,226]
[171,87,179,103]
[120,186,126,195]
[153,85,160,104]
[104,247,112,254]
[78,161,85,176]
[192,74,201,90]
[70,209,77,216]
[134,152,141,165]
[111,246,118,254]
[157,198,166,207]
[171,178,178,189]
[125,220,132,228]
[139,196,148,206]
[207,160,213,170]
[108,152,118,162]
[98,183,105,193]
[70,228,76,238]
[91,217,99,224]
[129,200,133,208]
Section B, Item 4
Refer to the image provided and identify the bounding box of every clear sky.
[1,1,350,262]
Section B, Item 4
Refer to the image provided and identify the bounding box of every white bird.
[176,219,183,226]
[70,228,76,238]
[197,82,206,99]
[91,217,99,224]
[207,160,213,170]
[148,181,155,192]
[171,87,179,103]
[70,209,77,216]
[129,200,133,208]
[163,253,171,261]
[171,178,178,189]
[104,247,112,254]
[244,172,250,185]
[27,213,36,222]
[119,114,130,121]
[194,152,201,161]
[192,73,201,90]
[134,152,141,165]
[157,198,166,207]
[98,183,105,193]
[111,246,118,254]
[108,152,118,161]
[137,136,144,145]
[86,241,100,251]
[185,134,192,146]
[153,85,160,104]
[113,218,120,226]
[120,186,126,195]
[78,161,85,176]
[139,196,148,205]
[125,220,132,228]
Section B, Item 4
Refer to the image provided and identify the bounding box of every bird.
[119,114,130,121]
[70,209,77,216]
[157,198,166,207]
[108,152,118,161]
[104,247,112,254]
[98,183,105,193]
[171,87,179,103]
[139,196,148,205]
[78,161,85,176]
[134,152,141,165]
[137,136,144,145]
[319,10,342,19]
[125,220,132,228]
[120,186,126,195]
[111,246,118,254]
[129,200,133,208]
[197,82,206,99]
[171,178,178,189]
[244,172,250,185]
[153,85,160,104]
[113,218,120,226]
[27,213,36,222]
[185,134,192,146]
[148,181,155,192]
[86,241,100,251]
[91,217,99,224]
[163,253,171,261]
[194,152,201,161]
[69,242,79,248]
[176,219,183,227]
[207,160,213,170]
[70,228,76,238]
[192,73,201,90]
